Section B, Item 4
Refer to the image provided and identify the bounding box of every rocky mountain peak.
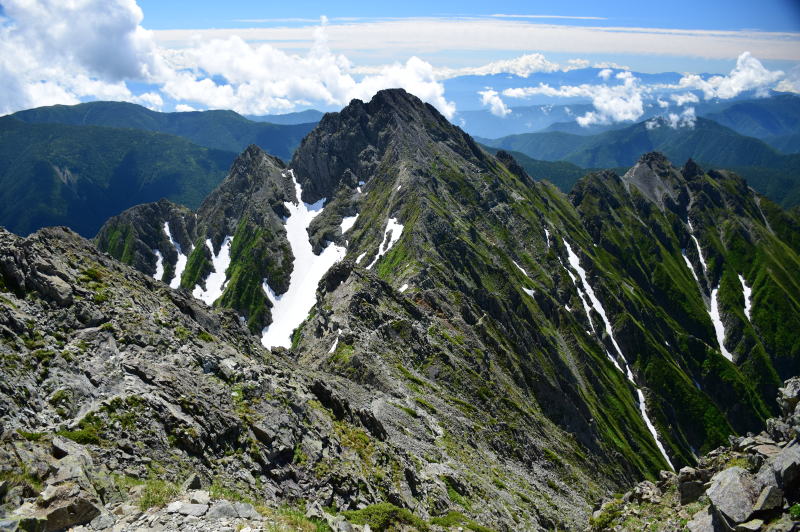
[621,151,689,210]
[290,88,486,203]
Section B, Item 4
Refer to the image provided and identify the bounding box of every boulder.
[734,519,763,531]
[707,467,759,525]
[679,480,706,505]
[770,442,800,491]
[206,501,238,519]
[752,486,782,513]
[176,503,208,517]
[189,490,210,505]
[686,506,716,532]
[0,517,47,532]
[233,502,261,520]
[42,497,100,532]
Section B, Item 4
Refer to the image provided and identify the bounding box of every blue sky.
[0,0,799,121]
[136,0,800,33]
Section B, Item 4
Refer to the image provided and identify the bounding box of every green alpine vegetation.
[480,116,800,207]
[89,89,800,530]
[12,100,317,160]
[0,116,235,237]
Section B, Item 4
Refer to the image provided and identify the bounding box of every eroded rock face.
[707,467,759,524]
[0,225,593,530]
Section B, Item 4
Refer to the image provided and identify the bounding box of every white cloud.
[175,104,197,112]
[0,4,456,118]
[0,0,165,114]
[153,19,800,63]
[774,79,800,94]
[670,92,699,106]
[133,91,164,110]
[593,61,631,70]
[159,31,456,117]
[429,53,592,79]
[646,107,696,130]
[598,69,613,80]
[503,70,645,126]
[478,89,511,117]
[673,52,783,99]
[657,97,670,108]
[669,106,696,128]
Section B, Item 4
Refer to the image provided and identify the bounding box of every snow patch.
[152,250,164,281]
[681,248,699,283]
[399,283,409,293]
[544,227,550,248]
[522,287,535,297]
[562,263,597,335]
[637,389,675,470]
[355,251,367,264]
[341,214,358,234]
[564,239,673,470]
[512,260,529,277]
[261,170,346,349]
[163,222,190,289]
[709,287,733,361]
[366,217,404,270]
[192,236,233,306]
[328,335,339,354]
[687,219,708,277]
[739,274,753,322]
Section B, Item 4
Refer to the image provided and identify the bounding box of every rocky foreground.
[590,378,800,531]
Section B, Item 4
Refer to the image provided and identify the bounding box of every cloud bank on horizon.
[0,0,798,129]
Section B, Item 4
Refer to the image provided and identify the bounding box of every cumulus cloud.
[593,61,631,70]
[670,92,699,106]
[646,107,696,130]
[673,52,783,99]
[503,71,645,126]
[598,69,613,80]
[431,53,591,79]
[0,2,456,118]
[478,89,511,117]
[0,0,164,114]
[159,32,456,117]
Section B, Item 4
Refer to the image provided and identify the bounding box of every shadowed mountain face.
[0,116,237,238]
[14,88,796,530]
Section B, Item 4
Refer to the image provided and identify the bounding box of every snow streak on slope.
[687,219,708,277]
[366,217,404,270]
[153,250,164,281]
[710,288,734,361]
[163,222,189,289]
[739,274,753,322]
[562,263,597,335]
[512,260,536,298]
[687,218,733,363]
[261,170,346,349]
[341,214,358,233]
[681,249,699,282]
[192,236,233,306]
[563,239,674,470]
[399,283,409,293]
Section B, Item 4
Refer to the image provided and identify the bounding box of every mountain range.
[0,103,319,237]
[479,116,800,208]
[0,88,799,531]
